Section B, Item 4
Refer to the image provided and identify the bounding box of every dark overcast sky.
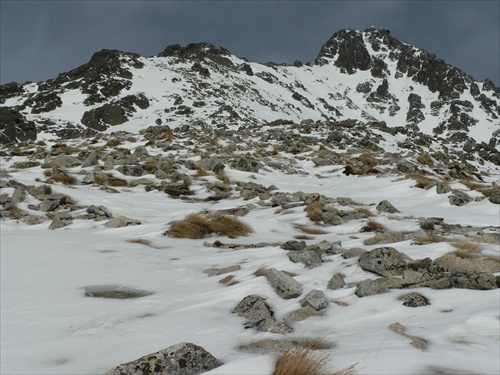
[1,0,499,86]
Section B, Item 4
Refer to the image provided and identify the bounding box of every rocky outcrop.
[104,342,222,375]
[0,107,37,144]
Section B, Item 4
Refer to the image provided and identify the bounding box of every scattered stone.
[376,200,400,213]
[488,190,500,204]
[436,182,451,194]
[448,190,472,206]
[327,273,346,290]
[287,250,322,269]
[342,247,367,259]
[265,268,303,299]
[203,265,241,277]
[300,289,329,310]
[104,215,141,228]
[104,342,222,375]
[398,292,430,307]
[84,285,152,299]
[232,295,292,334]
[355,279,388,297]
[283,306,321,324]
[358,247,413,277]
[281,240,307,251]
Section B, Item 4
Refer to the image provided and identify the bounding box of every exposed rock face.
[0,107,37,144]
[104,342,222,375]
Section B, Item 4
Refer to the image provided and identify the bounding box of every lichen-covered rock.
[488,189,500,204]
[398,292,430,307]
[281,240,306,251]
[104,342,222,375]
[448,190,472,206]
[358,247,413,277]
[104,215,141,228]
[232,295,292,334]
[300,289,329,311]
[376,200,400,213]
[287,250,322,269]
[327,273,346,290]
[265,268,303,299]
[355,279,388,297]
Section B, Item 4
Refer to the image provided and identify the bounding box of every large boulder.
[104,342,222,375]
[358,247,412,277]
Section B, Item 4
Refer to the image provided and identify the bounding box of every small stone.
[398,292,430,307]
[376,200,400,214]
[265,268,303,299]
[327,273,345,290]
[104,215,141,228]
[300,289,329,310]
[288,250,322,269]
[355,279,388,297]
[281,240,306,250]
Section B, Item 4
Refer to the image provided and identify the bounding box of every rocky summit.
[1,28,499,375]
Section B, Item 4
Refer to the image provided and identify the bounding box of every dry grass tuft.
[360,220,384,232]
[108,177,129,187]
[460,180,500,197]
[127,238,152,246]
[292,338,335,351]
[166,213,252,239]
[273,347,356,375]
[106,139,122,147]
[408,172,437,189]
[411,235,445,245]
[450,240,482,259]
[294,223,328,235]
[305,200,324,223]
[357,152,378,168]
[255,265,267,277]
[355,207,374,217]
[44,170,77,185]
[417,153,434,166]
[142,159,159,173]
[194,165,209,177]
[215,170,230,184]
[219,274,235,284]
[295,235,315,240]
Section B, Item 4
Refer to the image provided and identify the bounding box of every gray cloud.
[1,0,498,85]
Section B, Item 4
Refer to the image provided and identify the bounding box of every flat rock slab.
[104,342,222,375]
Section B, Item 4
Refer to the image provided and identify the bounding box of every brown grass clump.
[411,235,444,245]
[106,139,122,147]
[166,213,252,239]
[355,207,374,217]
[142,159,159,173]
[219,275,235,284]
[295,235,315,240]
[408,172,437,189]
[255,265,267,277]
[360,220,384,232]
[273,347,356,375]
[460,180,500,197]
[305,200,324,223]
[417,153,434,166]
[357,152,378,168]
[215,170,230,184]
[194,165,209,177]
[127,238,152,246]
[450,240,482,259]
[44,169,77,185]
[108,178,129,187]
[293,223,328,235]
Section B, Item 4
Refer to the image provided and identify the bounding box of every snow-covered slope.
[0,28,499,375]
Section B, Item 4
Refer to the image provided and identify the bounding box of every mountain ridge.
[1,28,499,163]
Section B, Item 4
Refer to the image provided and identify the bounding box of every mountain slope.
[1,28,499,151]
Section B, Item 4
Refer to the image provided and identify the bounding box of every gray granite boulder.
[104,342,222,375]
[358,247,412,277]
[265,268,303,299]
